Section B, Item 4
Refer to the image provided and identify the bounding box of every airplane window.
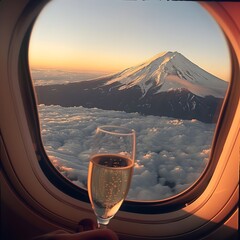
[28,0,231,202]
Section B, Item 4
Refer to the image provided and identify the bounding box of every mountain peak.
[144,51,178,68]
[151,51,179,59]
[104,51,227,98]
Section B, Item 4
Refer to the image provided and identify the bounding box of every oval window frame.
[26,0,233,213]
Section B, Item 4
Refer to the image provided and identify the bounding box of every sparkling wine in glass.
[87,125,136,228]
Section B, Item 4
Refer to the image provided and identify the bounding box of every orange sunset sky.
[29,0,231,81]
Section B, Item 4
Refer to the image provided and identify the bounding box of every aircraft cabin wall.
[0,1,239,240]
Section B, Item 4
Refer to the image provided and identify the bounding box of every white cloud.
[38,104,215,201]
[31,69,104,86]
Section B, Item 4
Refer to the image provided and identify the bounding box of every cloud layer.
[38,104,215,200]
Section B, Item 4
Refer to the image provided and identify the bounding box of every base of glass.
[97,216,111,228]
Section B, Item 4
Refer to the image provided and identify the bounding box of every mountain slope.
[104,51,227,98]
[36,51,228,123]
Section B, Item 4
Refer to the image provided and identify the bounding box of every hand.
[32,219,118,240]
[32,229,118,240]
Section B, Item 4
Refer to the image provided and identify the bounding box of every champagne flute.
[87,125,136,228]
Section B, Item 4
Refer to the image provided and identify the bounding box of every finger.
[51,230,69,235]
[95,229,119,240]
[76,218,97,232]
[33,229,119,240]
[32,230,69,240]
[69,229,119,240]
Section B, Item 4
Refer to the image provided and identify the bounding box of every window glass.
[29,0,231,201]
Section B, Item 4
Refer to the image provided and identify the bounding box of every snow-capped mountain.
[36,51,228,123]
[104,51,227,98]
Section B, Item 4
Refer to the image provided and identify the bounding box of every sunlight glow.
[29,0,231,81]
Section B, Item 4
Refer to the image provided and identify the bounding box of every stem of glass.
[97,217,110,229]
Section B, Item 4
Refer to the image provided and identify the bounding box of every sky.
[39,104,214,201]
[29,0,231,81]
